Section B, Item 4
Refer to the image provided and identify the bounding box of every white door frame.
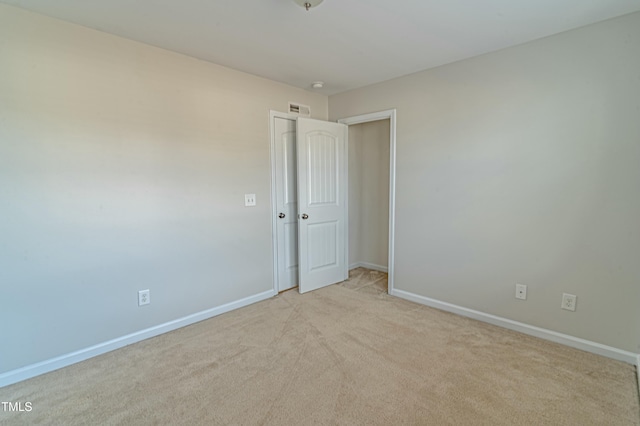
[338,109,397,295]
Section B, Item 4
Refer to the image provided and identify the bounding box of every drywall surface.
[348,121,390,268]
[0,4,327,373]
[348,125,363,265]
[331,12,640,353]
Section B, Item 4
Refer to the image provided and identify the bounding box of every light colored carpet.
[1,268,638,425]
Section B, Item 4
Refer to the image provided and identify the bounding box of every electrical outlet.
[244,194,256,207]
[138,289,150,306]
[515,284,527,300]
[561,293,576,311]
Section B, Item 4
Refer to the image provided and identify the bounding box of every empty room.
[1,0,639,424]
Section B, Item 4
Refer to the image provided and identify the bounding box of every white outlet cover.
[515,284,527,300]
[561,293,577,311]
[244,194,256,207]
[138,289,150,306]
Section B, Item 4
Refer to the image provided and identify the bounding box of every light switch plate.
[244,194,256,207]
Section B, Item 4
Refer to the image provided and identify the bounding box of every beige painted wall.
[331,12,640,353]
[348,120,390,269]
[0,4,327,373]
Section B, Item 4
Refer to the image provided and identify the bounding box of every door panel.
[297,117,348,293]
[274,117,298,291]
[307,133,338,205]
[284,222,298,270]
[308,221,338,270]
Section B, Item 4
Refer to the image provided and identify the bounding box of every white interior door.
[273,117,299,291]
[296,117,348,293]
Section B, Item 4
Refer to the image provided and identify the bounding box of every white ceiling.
[3,0,640,95]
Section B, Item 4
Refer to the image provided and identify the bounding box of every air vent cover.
[288,102,311,117]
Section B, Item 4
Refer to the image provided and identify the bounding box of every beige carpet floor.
[1,268,638,425]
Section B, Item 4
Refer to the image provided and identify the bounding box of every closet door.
[273,117,298,291]
[296,118,348,293]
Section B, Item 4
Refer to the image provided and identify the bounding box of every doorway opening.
[270,109,397,295]
[346,118,391,293]
[339,110,396,295]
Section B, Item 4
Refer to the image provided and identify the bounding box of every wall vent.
[288,102,311,117]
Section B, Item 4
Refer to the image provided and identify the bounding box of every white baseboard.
[0,289,276,388]
[349,262,388,273]
[390,288,638,365]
